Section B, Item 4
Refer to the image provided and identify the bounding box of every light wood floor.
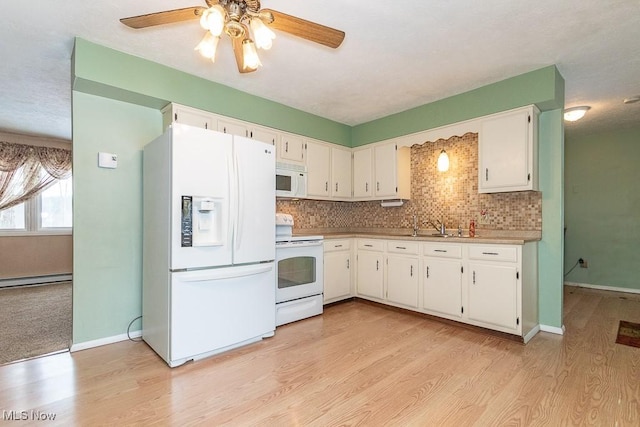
[1,286,639,426]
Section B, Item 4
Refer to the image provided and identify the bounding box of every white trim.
[539,324,565,335]
[523,324,541,343]
[0,274,72,288]
[70,330,142,353]
[564,281,640,295]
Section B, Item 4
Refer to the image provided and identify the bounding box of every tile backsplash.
[277,133,541,232]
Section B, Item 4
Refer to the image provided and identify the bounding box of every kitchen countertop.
[292,229,541,245]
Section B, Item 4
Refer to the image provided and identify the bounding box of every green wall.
[564,126,640,291]
[72,93,161,343]
[72,38,566,344]
[73,38,351,147]
[352,65,564,146]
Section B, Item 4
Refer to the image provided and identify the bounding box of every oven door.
[275,240,323,303]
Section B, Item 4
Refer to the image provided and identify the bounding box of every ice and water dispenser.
[180,196,224,247]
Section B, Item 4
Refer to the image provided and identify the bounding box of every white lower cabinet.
[356,239,384,300]
[323,239,353,303]
[467,261,517,330]
[386,241,419,308]
[423,243,463,319]
[352,237,538,342]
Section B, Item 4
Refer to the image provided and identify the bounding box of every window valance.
[0,141,72,211]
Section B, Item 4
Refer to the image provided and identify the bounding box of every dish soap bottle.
[469,219,476,238]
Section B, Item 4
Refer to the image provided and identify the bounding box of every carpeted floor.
[0,281,72,365]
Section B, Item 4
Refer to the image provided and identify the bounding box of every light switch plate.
[98,152,117,169]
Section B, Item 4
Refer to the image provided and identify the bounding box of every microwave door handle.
[291,173,298,196]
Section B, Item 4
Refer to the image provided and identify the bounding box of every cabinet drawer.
[324,239,351,252]
[468,245,518,262]
[357,239,384,251]
[386,241,419,255]
[422,243,462,259]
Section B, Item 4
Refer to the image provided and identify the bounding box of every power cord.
[564,259,580,277]
[127,315,143,342]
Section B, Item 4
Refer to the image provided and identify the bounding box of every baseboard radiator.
[0,274,73,288]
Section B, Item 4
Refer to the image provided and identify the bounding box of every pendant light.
[437,148,449,172]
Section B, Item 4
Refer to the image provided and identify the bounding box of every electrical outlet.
[579,258,588,268]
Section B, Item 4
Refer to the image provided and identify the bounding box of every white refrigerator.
[143,123,276,367]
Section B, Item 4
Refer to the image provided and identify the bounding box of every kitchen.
[2,33,639,426]
[70,38,563,350]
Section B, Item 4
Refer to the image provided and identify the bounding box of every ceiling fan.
[120,0,345,74]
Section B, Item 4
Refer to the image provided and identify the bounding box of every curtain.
[0,141,72,211]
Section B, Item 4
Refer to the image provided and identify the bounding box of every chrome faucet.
[412,214,419,237]
[428,219,446,235]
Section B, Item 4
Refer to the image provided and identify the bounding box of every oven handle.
[276,240,323,248]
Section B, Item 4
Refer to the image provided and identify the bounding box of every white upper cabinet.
[278,134,306,164]
[478,105,539,193]
[162,103,215,130]
[248,126,278,145]
[306,139,331,197]
[353,148,373,199]
[331,145,352,199]
[374,143,411,200]
[217,119,278,145]
[217,118,248,137]
[306,140,353,200]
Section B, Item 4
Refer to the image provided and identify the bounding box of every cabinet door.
[324,251,351,302]
[171,106,215,130]
[332,146,352,198]
[306,141,331,197]
[479,108,533,193]
[249,126,278,145]
[353,148,372,198]
[218,119,248,137]
[357,251,384,299]
[467,262,518,330]
[374,144,397,197]
[386,255,419,308]
[423,258,462,318]
[279,134,305,163]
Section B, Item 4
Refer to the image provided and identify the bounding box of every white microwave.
[276,162,307,198]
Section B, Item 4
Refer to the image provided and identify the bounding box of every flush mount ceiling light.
[564,106,591,122]
[437,149,450,172]
[120,0,345,74]
[623,96,640,104]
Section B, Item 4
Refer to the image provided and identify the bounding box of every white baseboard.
[70,330,142,353]
[523,325,541,343]
[0,274,72,288]
[564,281,640,295]
[539,324,565,335]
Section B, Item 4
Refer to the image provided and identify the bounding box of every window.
[0,139,72,235]
[0,176,72,234]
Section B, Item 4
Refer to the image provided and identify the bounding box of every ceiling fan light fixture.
[195,32,220,60]
[200,5,226,36]
[564,106,591,122]
[250,17,275,50]
[242,39,261,71]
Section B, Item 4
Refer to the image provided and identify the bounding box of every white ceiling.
[1,0,639,142]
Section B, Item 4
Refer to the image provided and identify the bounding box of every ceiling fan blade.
[261,9,345,49]
[120,7,206,29]
[231,37,257,74]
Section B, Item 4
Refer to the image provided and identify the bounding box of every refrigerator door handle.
[227,152,236,250]
[234,150,243,252]
[177,264,273,282]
